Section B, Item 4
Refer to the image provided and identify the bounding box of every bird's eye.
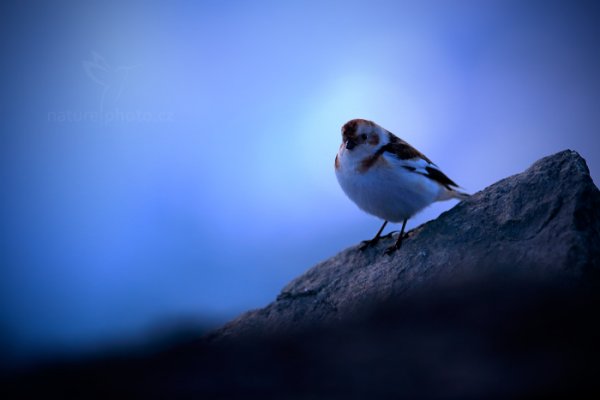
[361,133,368,141]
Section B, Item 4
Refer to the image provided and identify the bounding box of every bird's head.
[341,119,388,157]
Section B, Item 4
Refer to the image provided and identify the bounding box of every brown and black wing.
[383,131,461,190]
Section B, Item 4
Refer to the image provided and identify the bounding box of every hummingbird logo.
[82,52,138,112]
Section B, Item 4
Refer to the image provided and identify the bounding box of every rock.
[211,150,600,340]
[5,150,600,398]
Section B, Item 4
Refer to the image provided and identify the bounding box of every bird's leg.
[379,230,398,240]
[385,219,408,255]
[359,220,388,250]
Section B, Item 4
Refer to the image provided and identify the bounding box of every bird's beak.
[345,139,357,150]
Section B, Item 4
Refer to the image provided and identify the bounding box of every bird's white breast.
[335,149,444,222]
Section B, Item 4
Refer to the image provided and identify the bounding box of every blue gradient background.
[1,1,599,362]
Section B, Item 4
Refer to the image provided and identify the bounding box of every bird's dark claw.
[384,243,401,255]
[384,232,408,255]
[359,238,379,251]
[359,230,398,251]
[380,231,398,240]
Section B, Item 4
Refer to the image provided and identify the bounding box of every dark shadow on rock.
[3,150,599,399]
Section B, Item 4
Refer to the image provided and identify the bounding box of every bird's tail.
[450,189,470,201]
[439,188,470,201]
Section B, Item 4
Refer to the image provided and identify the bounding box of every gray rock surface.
[6,150,600,399]
[213,149,600,339]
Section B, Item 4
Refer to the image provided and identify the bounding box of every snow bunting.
[335,119,469,254]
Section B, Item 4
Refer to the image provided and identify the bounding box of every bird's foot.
[359,231,398,251]
[359,238,379,251]
[384,243,401,255]
[384,232,408,255]
[380,231,398,240]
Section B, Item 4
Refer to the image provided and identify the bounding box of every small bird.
[335,119,469,254]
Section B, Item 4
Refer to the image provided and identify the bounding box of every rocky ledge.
[210,149,600,340]
[4,150,600,399]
